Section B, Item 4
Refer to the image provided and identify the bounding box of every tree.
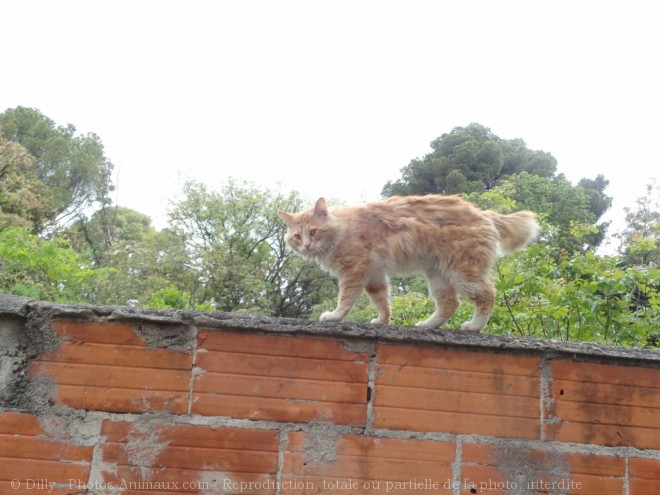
[617,180,660,267]
[168,180,336,316]
[66,206,157,267]
[577,175,613,247]
[0,107,114,230]
[382,123,557,196]
[0,132,56,230]
[382,124,612,249]
[0,227,107,302]
[66,206,191,307]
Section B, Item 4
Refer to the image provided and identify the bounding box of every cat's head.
[278,198,334,257]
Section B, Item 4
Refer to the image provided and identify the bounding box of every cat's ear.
[313,198,328,221]
[278,211,296,227]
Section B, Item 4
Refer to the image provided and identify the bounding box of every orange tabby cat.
[278,195,538,331]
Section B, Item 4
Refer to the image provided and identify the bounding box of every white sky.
[2,0,659,251]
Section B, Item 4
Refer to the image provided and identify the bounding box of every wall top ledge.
[1,294,658,366]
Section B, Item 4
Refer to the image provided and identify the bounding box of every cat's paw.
[370,317,390,325]
[320,311,342,322]
[415,314,447,328]
[460,321,484,332]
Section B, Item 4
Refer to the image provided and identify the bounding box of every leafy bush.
[0,227,107,302]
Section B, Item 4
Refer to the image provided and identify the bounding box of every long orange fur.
[278,195,538,331]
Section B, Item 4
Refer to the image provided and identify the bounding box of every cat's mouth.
[298,245,319,257]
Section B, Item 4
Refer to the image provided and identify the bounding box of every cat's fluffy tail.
[485,211,539,255]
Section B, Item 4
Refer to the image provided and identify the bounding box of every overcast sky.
[2,0,658,251]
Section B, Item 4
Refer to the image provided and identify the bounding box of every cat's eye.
[309,229,317,237]
[293,234,302,240]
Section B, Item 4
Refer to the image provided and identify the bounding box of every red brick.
[0,410,44,435]
[0,412,93,495]
[198,330,364,361]
[374,344,540,439]
[281,431,455,494]
[195,373,365,403]
[376,344,541,376]
[377,386,538,419]
[197,350,366,382]
[43,340,193,369]
[629,458,660,494]
[552,400,656,429]
[546,360,660,449]
[551,380,660,408]
[52,320,145,345]
[32,361,191,391]
[192,331,368,425]
[461,443,625,495]
[378,364,539,396]
[29,320,193,414]
[96,420,279,494]
[550,360,658,386]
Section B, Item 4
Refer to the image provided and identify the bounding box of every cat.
[278,195,538,331]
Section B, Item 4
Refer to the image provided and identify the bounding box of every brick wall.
[0,295,658,494]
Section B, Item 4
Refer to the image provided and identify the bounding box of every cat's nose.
[304,242,311,250]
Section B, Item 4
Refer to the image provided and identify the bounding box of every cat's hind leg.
[459,281,495,332]
[415,275,459,328]
[365,274,391,324]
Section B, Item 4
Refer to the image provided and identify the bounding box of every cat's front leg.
[319,276,364,323]
[365,275,391,325]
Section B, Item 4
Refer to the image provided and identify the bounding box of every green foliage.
[146,286,191,310]
[0,107,114,229]
[382,123,557,196]
[168,180,336,316]
[617,180,660,266]
[0,132,54,230]
[0,227,107,302]
[578,175,613,220]
[389,292,434,326]
[383,124,612,250]
[490,243,659,347]
[65,206,190,307]
[66,206,157,266]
